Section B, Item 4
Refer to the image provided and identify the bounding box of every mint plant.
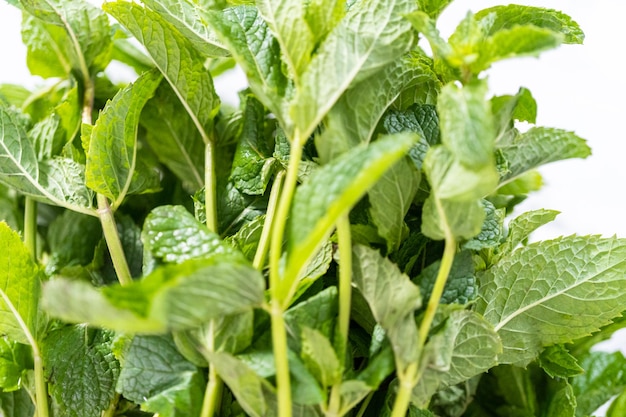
[1,0,625,417]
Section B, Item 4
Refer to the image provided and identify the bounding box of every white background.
[1,0,625,401]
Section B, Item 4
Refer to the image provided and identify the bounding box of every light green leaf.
[20,0,111,78]
[86,69,161,206]
[117,335,204,417]
[405,12,453,62]
[352,245,421,366]
[417,0,453,19]
[368,157,420,253]
[0,338,30,391]
[572,351,626,417]
[421,195,485,241]
[416,250,476,306]
[142,205,237,264]
[438,80,495,168]
[257,0,313,80]
[229,215,266,262]
[291,0,416,137]
[607,388,626,417]
[21,15,71,78]
[477,236,626,365]
[286,133,417,289]
[0,223,41,345]
[141,82,205,191]
[43,326,120,417]
[0,84,31,108]
[498,209,560,256]
[0,388,35,417]
[498,127,590,185]
[284,287,338,352]
[140,0,229,57]
[538,344,584,379]
[105,1,220,142]
[475,5,584,44]
[205,6,290,130]
[304,0,345,45]
[491,87,537,135]
[230,96,276,195]
[463,200,504,250]
[300,326,342,388]
[0,106,94,215]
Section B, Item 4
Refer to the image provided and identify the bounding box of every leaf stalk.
[204,139,218,233]
[24,197,37,258]
[96,194,133,286]
[253,170,285,270]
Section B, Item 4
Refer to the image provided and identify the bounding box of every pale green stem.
[355,392,375,417]
[97,194,132,286]
[200,365,223,417]
[204,140,218,233]
[390,362,418,417]
[253,170,285,270]
[24,197,37,258]
[270,302,292,417]
[101,393,120,417]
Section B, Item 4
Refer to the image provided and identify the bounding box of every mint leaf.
[300,326,341,388]
[416,250,476,306]
[498,209,560,256]
[351,245,421,367]
[291,0,416,137]
[142,205,237,264]
[21,0,111,78]
[21,15,71,78]
[117,335,204,417]
[0,223,41,345]
[417,0,454,19]
[140,0,229,57]
[0,106,94,215]
[105,1,220,140]
[287,133,417,285]
[43,326,119,417]
[368,157,420,253]
[86,69,161,207]
[0,338,30,391]
[421,195,485,241]
[463,200,505,250]
[475,5,584,44]
[538,344,584,379]
[43,254,265,332]
[0,388,35,417]
[477,236,626,365]
[257,0,313,80]
[141,82,206,191]
[572,352,626,417]
[499,127,591,185]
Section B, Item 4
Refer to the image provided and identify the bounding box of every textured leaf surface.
[0,388,35,417]
[43,254,265,332]
[0,223,40,345]
[86,70,161,206]
[142,205,236,264]
[477,236,626,365]
[499,127,590,184]
[0,338,29,391]
[291,0,416,137]
[421,194,485,241]
[352,245,421,366]
[287,133,417,282]
[416,250,476,306]
[463,200,504,250]
[499,209,560,256]
[43,326,119,417]
[572,351,626,417]
[117,335,204,416]
[538,344,583,378]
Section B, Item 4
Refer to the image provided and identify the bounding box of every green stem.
[270,302,292,417]
[204,140,218,233]
[355,392,374,417]
[101,393,120,417]
[335,214,352,364]
[24,197,37,258]
[253,170,285,270]
[200,366,223,417]
[390,363,418,417]
[97,194,132,286]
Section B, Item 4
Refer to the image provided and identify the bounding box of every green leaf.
[43,253,265,332]
[142,205,237,264]
[607,388,626,417]
[0,106,94,215]
[300,326,342,388]
[229,215,266,262]
[543,378,576,417]
[140,0,229,57]
[257,0,314,80]
[351,245,421,367]
[304,0,344,46]
[141,82,205,191]
[421,194,485,241]
[475,5,585,44]
[117,335,204,417]
[105,1,220,141]
[20,0,111,78]
[86,69,162,206]
[205,6,290,130]
[572,351,626,417]
[0,387,35,417]
[287,133,417,288]
[43,326,120,417]
[0,338,30,391]
[477,236,626,365]
[498,127,590,185]
[498,209,560,256]
[491,87,537,134]
[417,0,453,19]
[368,157,420,253]
[284,287,338,351]
[0,223,40,345]
[537,344,584,379]
[230,96,276,195]
[438,81,495,168]
[463,200,505,250]
[415,250,476,306]
[291,0,416,137]
[21,14,70,77]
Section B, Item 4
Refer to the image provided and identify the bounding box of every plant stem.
[200,365,223,417]
[24,197,37,258]
[204,140,218,233]
[390,362,418,417]
[270,301,292,417]
[335,214,352,364]
[355,392,374,417]
[253,170,285,270]
[102,393,120,417]
[97,194,132,286]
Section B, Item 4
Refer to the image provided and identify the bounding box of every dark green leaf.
[43,326,119,417]
[572,351,626,417]
[0,387,35,417]
[415,250,476,305]
[463,200,505,250]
